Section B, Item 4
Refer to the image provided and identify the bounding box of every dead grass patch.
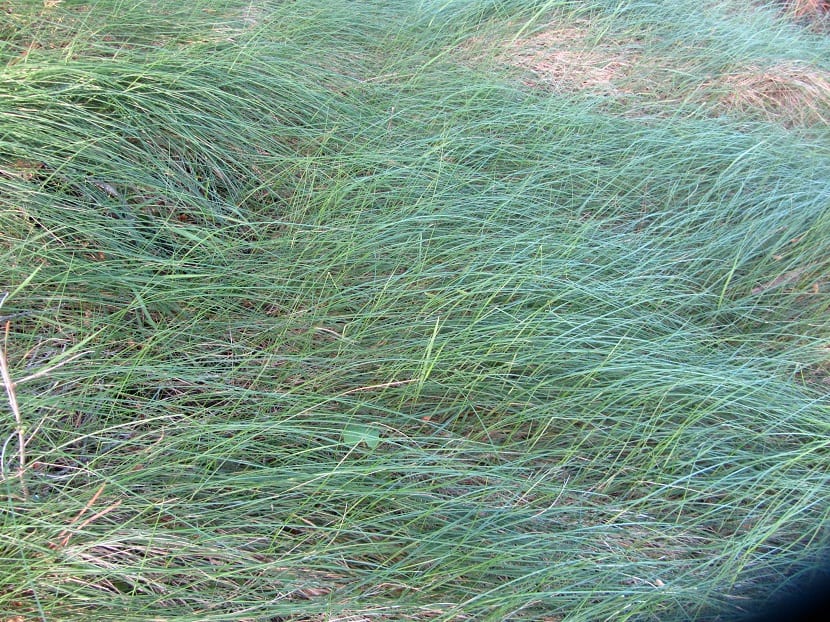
[783,0,830,19]
[716,62,830,125]
[468,23,830,126]
[462,23,639,95]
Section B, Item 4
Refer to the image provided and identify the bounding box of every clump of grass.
[1,1,829,621]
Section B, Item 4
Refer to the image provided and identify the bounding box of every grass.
[1,0,829,620]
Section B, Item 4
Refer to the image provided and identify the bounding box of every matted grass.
[1,1,829,620]
[461,0,830,127]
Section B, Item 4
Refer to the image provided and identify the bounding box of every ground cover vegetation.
[1,0,829,620]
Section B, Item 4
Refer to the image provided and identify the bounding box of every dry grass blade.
[0,319,28,498]
[52,485,124,549]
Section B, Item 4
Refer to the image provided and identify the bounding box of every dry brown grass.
[463,22,830,126]
[497,27,637,93]
[716,62,830,125]
[784,0,830,19]
[774,0,830,33]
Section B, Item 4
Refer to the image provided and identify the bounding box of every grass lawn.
[1,1,829,620]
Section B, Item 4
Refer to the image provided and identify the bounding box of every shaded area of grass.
[1,1,829,620]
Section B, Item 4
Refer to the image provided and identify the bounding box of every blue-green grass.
[1,1,828,620]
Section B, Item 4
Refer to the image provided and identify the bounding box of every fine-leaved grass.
[1,1,828,620]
